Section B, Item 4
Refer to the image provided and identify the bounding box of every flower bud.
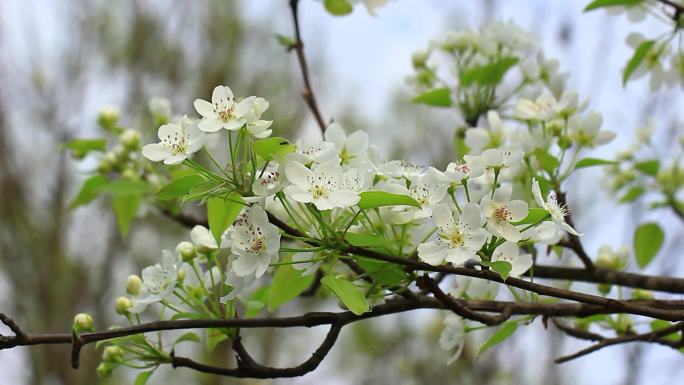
[104,151,117,166]
[148,97,172,120]
[112,144,128,162]
[102,345,124,363]
[615,314,633,335]
[126,274,142,295]
[632,289,654,300]
[114,297,132,315]
[96,363,114,378]
[120,129,141,149]
[73,313,94,332]
[176,241,196,261]
[177,268,186,282]
[98,106,120,132]
[121,168,140,181]
[97,158,112,173]
[597,283,612,296]
[411,50,429,69]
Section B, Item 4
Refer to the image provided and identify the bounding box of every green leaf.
[650,320,681,342]
[324,0,353,15]
[575,157,617,169]
[321,276,369,315]
[174,332,200,346]
[275,33,297,49]
[585,0,643,11]
[134,370,154,385]
[269,261,315,312]
[70,175,108,208]
[634,159,659,176]
[512,208,549,225]
[63,138,107,158]
[534,149,560,175]
[253,137,296,161]
[358,191,421,210]
[355,257,407,287]
[623,40,655,85]
[634,222,664,269]
[207,193,245,243]
[156,174,204,200]
[412,87,452,107]
[344,232,387,247]
[184,180,222,202]
[460,57,519,87]
[207,328,229,352]
[619,186,645,203]
[113,194,140,235]
[481,261,512,281]
[245,286,270,318]
[100,180,149,196]
[477,321,518,357]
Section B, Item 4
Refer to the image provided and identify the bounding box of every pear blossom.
[142,118,204,164]
[439,314,466,365]
[522,221,563,245]
[450,276,500,300]
[191,225,220,252]
[244,97,273,138]
[228,206,281,278]
[464,111,507,152]
[377,160,426,179]
[482,147,524,169]
[286,141,340,165]
[418,203,489,266]
[129,250,179,313]
[194,85,256,132]
[514,93,557,121]
[531,178,580,236]
[381,168,448,223]
[441,155,487,184]
[220,262,258,303]
[480,185,528,242]
[284,161,360,210]
[252,163,285,197]
[569,111,615,147]
[324,122,369,165]
[491,241,533,277]
[148,97,172,118]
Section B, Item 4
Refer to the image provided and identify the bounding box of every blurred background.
[1,0,683,384]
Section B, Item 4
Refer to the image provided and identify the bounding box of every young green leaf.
[207,192,245,243]
[253,137,296,161]
[321,276,369,315]
[623,40,655,85]
[156,174,205,200]
[113,194,140,235]
[324,0,353,15]
[634,159,659,176]
[344,232,387,247]
[619,186,645,203]
[584,0,644,12]
[575,157,617,169]
[477,321,518,357]
[268,262,315,312]
[100,180,149,196]
[358,191,420,210]
[275,33,297,49]
[412,87,452,107]
[70,175,108,208]
[207,329,229,353]
[63,138,107,158]
[174,332,201,346]
[460,57,518,87]
[134,370,154,385]
[534,149,560,175]
[355,257,407,287]
[245,286,270,318]
[481,261,512,281]
[650,320,681,342]
[633,222,664,269]
[512,207,549,225]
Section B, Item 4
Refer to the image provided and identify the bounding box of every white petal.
[283,186,314,204]
[328,190,361,208]
[508,200,528,222]
[324,122,346,148]
[531,179,546,208]
[232,255,258,277]
[212,85,233,105]
[493,185,512,202]
[432,203,454,228]
[142,143,171,161]
[193,99,214,117]
[164,154,187,165]
[345,130,369,156]
[198,119,224,133]
[157,123,182,141]
[235,96,257,117]
[285,161,313,187]
[418,242,445,265]
[460,203,482,229]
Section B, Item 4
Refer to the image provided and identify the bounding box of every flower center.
[161,132,189,154]
[217,106,236,122]
[311,186,328,199]
[493,205,512,223]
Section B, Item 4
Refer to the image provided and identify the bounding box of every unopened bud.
[98,106,120,132]
[177,268,186,282]
[176,241,196,261]
[411,50,429,69]
[121,168,139,181]
[74,313,94,332]
[120,129,140,149]
[102,346,124,363]
[615,314,633,335]
[126,274,142,295]
[114,297,132,315]
[632,289,654,300]
[96,363,113,378]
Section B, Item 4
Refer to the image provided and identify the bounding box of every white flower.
[441,156,487,184]
[569,111,615,147]
[377,160,426,179]
[220,262,258,303]
[464,111,507,153]
[129,250,179,313]
[450,276,499,300]
[194,85,256,132]
[480,185,528,242]
[418,203,489,266]
[482,148,524,169]
[440,314,465,365]
[381,168,448,224]
[324,122,370,165]
[284,161,360,210]
[286,141,340,165]
[252,162,285,197]
[245,97,273,138]
[142,118,204,164]
[522,221,562,245]
[514,93,557,121]
[531,178,580,236]
[491,241,533,277]
[148,97,172,118]
[228,206,281,278]
[191,225,219,252]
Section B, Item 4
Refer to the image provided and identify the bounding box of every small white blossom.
[142,118,204,164]
[418,203,489,266]
[464,111,507,152]
[324,122,370,165]
[252,163,285,197]
[245,97,273,138]
[284,161,360,210]
[129,250,179,313]
[531,178,580,236]
[194,85,256,132]
[220,262,258,303]
[491,241,533,277]
[480,185,528,242]
[514,93,557,121]
[229,206,281,278]
[287,141,340,165]
[441,156,487,184]
[482,147,524,169]
[190,225,219,252]
[569,111,615,147]
[439,314,465,365]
